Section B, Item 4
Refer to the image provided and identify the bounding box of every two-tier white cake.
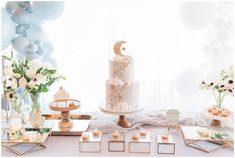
[105,41,139,112]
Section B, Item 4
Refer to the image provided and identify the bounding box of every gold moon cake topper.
[113,41,126,56]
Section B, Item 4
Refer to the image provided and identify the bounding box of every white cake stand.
[100,105,144,128]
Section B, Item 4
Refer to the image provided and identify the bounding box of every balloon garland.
[1,1,64,66]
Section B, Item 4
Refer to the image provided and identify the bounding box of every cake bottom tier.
[105,81,139,112]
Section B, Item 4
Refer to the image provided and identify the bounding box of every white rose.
[26,69,36,79]
[29,59,42,71]
[35,73,47,84]
[19,77,27,89]
[9,77,17,89]
[3,66,13,76]
[28,80,36,89]
[13,73,21,79]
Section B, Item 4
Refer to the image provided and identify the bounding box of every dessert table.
[2,125,233,157]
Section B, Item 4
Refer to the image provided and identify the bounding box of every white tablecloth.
[1,126,233,157]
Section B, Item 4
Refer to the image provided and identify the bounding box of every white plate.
[99,104,144,115]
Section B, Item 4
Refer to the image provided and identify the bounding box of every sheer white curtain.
[41,0,234,112]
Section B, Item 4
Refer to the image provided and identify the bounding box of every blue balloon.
[5,1,20,14]
[36,46,46,56]
[27,43,38,53]
[19,1,32,13]
[12,36,30,53]
[12,7,31,24]
[35,40,43,47]
[28,13,44,26]
[25,51,42,60]
[42,41,54,55]
[1,8,16,51]
[26,26,49,42]
[32,1,64,20]
[16,24,29,36]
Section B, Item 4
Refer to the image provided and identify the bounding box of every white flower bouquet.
[2,52,65,112]
[199,66,234,113]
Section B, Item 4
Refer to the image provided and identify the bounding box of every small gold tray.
[42,114,92,136]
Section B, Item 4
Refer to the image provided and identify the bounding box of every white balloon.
[5,1,20,14]
[12,36,30,53]
[175,69,203,97]
[180,2,216,29]
[26,26,49,42]
[32,1,64,20]
[1,8,16,51]
[12,7,30,24]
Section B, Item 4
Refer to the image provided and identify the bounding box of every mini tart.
[112,131,120,139]
[132,134,139,141]
[221,111,229,117]
[207,107,213,113]
[140,130,146,137]
[82,134,89,141]
[212,109,219,115]
[161,134,169,140]
[217,108,223,113]
[92,128,101,137]
[69,102,76,107]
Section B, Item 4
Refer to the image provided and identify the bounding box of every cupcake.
[92,128,101,137]
[212,109,219,115]
[161,134,169,140]
[82,134,89,141]
[140,130,146,137]
[221,111,229,117]
[207,107,213,113]
[112,131,120,139]
[132,134,139,141]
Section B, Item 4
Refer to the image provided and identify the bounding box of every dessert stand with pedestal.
[203,110,233,127]
[100,105,144,128]
[49,99,80,131]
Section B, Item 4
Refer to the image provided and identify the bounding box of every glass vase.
[29,93,41,112]
[29,93,44,127]
[10,98,25,125]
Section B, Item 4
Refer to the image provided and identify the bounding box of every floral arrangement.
[199,66,234,109]
[2,52,64,113]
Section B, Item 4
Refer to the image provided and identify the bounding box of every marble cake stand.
[100,105,144,128]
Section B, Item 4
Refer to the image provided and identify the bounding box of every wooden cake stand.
[100,105,144,128]
[49,99,80,131]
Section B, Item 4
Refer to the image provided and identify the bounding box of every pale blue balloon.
[5,1,20,14]
[16,52,26,61]
[35,40,43,47]
[36,46,46,56]
[26,26,49,42]
[28,13,44,26]
[27,43,38,53]
[12,36,30,53]
[19,1,32,13]
[1,8,16,51]
[25,51,42,60]
[32,1,64,20]
[43,56,57,67]
[12,7,31,24]
[42,41,54,55]
[16,24,29,36]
